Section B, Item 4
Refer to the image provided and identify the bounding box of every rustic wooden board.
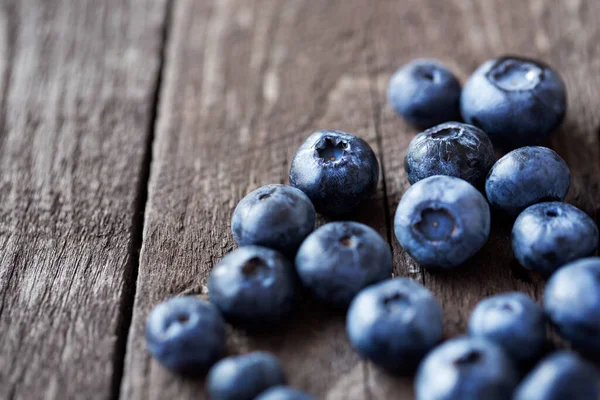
[121,0,600,399]
[0,0,168,399]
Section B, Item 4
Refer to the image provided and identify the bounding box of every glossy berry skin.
[387,59,462,130]
[461,56,567,148]
[289,130,379,216]
[232,184,316,255]
[295,221,392,308]
[486,147,570,216]
[415,337,519,400]
[394,175,490,270]
[255,386,316,400]
[207,352,286,400]
[347,278,443,374]
[468,292,546,364]
[405,122,495,188]
[544,258,600,355]
[145,296,225,374]
[514,351,599,400]
[208,246,295,328]
[512,202,599,275]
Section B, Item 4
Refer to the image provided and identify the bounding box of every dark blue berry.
[207,352,286,400]
[394,175,490,270]
[415,337,519,400]
[295,221,392,308]
[232,184,316,255]
[544,258,600,355]
[208,246,295,328]
[514,351,600,400]
[486,146,570,216]
[461,56,567,148]
[145,296,225,374]
[404,122,495,188]
[512,202,598,274]
[468,292,546,364]
[289,130,379,216]
[255,386,316,400]
[347,278,443,374]
[387,59,461,130]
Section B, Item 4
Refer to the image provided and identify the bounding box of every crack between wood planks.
[108,1,173,399]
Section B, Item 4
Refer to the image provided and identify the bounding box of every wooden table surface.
[1,0,599,399]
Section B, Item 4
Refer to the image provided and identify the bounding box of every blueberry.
[207,352,286,400]
[415,337,519,400]
[485,146,570,216]
[404,122,495,188]
[232,184,316,255]
[145,296,225,374]
[208,246,295,328]
[394,175,490,270]
[512,202,599,274]
[468,292,546,364]
[461,56,567,148]
[387,59,461,130]
[289,130,379,216]
[544,258,600,355]
[295,221,392,307]
[346,278,443,374]
[514,351,599,400]
[255,386,316,400]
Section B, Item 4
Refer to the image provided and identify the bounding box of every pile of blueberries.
[144,55,600,400]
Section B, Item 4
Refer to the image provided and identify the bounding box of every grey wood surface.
[2,0,600,399]
[0,0,168,399]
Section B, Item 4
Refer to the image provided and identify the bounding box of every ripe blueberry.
[514,351,599,400]
[394,175,490,270]
[468,292,546,364]
[208,246,295,328]
[207,352,286,400]
[289,130,379,216]
[415,337,519,400]
[544,257,600,356]
[405,122,495,188]
[461,56,567,148]
[512,202,598,274]
[232,184,316,255]
[346,278,443,374]
[145,296,225,374]
[295,221,392,308]
[486,146,570,216]
[387,59,461,130]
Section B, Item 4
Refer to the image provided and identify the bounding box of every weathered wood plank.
[122,0,600,399]
[0,0,168,398]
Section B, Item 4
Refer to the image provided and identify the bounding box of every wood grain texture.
[121,0,600,399]
[0,0,168,399]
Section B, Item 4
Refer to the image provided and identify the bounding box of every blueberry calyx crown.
[487,56,544,92]
[413,207,458,242]
[315,136,349,163]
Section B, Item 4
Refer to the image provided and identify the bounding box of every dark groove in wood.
[109,2,174,400]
